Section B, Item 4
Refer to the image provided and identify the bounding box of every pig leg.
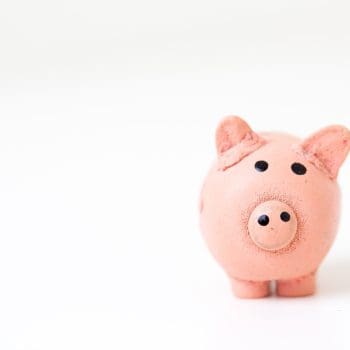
[276,272,316,297]
[230,278,270,298]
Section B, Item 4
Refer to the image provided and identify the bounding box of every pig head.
[200,116,350,282]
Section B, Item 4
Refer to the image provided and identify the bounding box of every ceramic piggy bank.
[199,116,350,298]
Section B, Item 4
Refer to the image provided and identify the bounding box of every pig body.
[200,117,350,298]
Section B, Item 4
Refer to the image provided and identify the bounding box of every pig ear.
[298,125,350,179]
[216,116,265,170]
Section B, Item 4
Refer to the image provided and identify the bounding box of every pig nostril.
[257,215,269,226]
[280,211,291,222]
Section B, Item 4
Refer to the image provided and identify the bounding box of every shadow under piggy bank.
[319,258,350,297]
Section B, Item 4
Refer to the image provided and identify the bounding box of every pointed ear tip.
[218,115,247,125]
[331,125,350,144]
[215,115,254,155]
[216,115,250,133]
[321,124,350,135]
[303,124,350,143]
[343,125,350,139]
[299,124,350,178]
[329,124,350,131]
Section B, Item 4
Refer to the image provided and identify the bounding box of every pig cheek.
[298,179,340,252]
[201,183,259,271]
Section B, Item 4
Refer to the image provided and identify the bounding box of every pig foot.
[276,272,316,297]
[231,278,270,298]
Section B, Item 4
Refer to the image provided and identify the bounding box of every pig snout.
[248,200,297,251]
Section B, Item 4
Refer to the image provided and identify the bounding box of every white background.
[0,0,350,349]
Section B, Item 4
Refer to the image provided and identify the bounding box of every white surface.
[0,0,350,349]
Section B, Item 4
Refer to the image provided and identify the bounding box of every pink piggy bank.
[199,116,350,298]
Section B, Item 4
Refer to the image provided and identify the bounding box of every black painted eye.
[291,162,307,175]
[280,211,291,222]
[258,214,269,226]
[255,160,268,172]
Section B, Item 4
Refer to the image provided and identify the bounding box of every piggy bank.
[199,116,350,298]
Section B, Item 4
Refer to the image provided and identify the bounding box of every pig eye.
[255,160,268,172]
[291,162,307,175]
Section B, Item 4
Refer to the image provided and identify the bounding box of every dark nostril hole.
[258,215,269,226]
[280,211,291,222]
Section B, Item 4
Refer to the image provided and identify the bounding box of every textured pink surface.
[200,116,350,298]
